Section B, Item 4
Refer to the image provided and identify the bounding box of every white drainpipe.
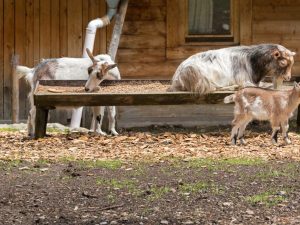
[70,0,120,129]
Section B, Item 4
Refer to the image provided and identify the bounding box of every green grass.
[246,190,288,207]
[0,127,19,132]
[147,186,170,200]
[77,160,122,170]
[179,181,223,195]
[187,158,266,171]
[58,158,122,170]
[0,159,22,169]
[46,127,69,133]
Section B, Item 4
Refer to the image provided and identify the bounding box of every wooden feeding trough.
[33,80,234,138]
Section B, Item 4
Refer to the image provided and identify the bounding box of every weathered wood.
[11,55,19,123]
[34,107,49,139]
[67,0,82,57]
[108,0,129,61]
[40,0,51,59]
[297,105,300,127]
[0,0,3,119]
[240,0,253,45]
[3,0,14,120]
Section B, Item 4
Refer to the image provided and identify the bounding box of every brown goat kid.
[224,83,300,145]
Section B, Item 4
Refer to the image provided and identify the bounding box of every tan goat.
[224,83,300,145]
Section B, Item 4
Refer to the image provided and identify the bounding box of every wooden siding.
[0,0,106,122]
[1,0,300,127]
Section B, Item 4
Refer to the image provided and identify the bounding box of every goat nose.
[84,87,89,92]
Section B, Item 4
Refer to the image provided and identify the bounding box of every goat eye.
[88,67,93,74]
[96,72,102,79]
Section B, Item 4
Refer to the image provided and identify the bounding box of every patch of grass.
[46,127,69,133]
[255,170,289,180]
[187,158,266,171]
[77,160,122,170]
[0,159,22,169]
[246,190,288,207]
[0,127,19,132]
[179,181,223,195]
[96,178,136,190]
[147,186,170,200]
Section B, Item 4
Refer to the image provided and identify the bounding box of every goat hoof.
[284,138,292,145]
[239,138,247,145]
[231,139,237,145]
[110,130,119,136]
[271,139,278,145]
[94,129,107,136]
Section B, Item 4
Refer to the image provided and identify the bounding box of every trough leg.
[35,107,49,139]
[297,105,300,128]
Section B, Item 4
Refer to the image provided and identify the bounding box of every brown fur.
[227,84,300,145]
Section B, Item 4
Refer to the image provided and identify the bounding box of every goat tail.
[169,64,214,95]
[224,94,236,104]
[15,65,34,83]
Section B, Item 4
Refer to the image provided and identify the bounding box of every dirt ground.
[0,123,300,224]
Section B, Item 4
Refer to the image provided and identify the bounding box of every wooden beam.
[11,55,19,123]
[108,0,129,61]
[240,0,253,45]
[34,107,49,139]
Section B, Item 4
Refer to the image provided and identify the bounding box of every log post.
[108,0,129,61]
[11,55,19,123]
[35,107,49,139]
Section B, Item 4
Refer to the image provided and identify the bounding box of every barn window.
[186,0,235,42]
[167,0,252,60]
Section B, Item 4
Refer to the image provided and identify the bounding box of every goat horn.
[86,48,97,63]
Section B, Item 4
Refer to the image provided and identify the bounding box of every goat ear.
[291,51,296,56]
[103,63,117,72]
[294,81,300,89]
[279,59,288,67]
[272,50,281,59]
[86,48,97,64]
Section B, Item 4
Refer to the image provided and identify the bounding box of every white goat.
[169,44,295,94]
[16,51,120,137]
[224,83,300,145]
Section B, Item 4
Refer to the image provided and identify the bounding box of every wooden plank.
[117,48,165,63]
[0,0,3,119]
[126,6,166,21]
[59,0,68,57]
[15,0,26,121]
[67,0,83,57]
[34,107,49,139]
[122,21,165,35]
[119,34,165,49]
[51,0,60,58]
[3,0,14,120]
[34,91,233,107]
[108,0,129,61]
[40,0,51,59]
[11,55,19,123]
[33,0,40,63]
[253,0,300,7]
[253,20,300,35]
[129,0,165,7]
[166,0,185,48]
[240,0,252,45]
[118,61,179,78]
[253,6,300,21]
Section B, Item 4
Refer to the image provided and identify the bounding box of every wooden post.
[35,107,49,139]
[11,55,19,123]
[108,0,129,61]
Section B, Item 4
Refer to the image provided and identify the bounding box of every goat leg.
[271,127,280,145]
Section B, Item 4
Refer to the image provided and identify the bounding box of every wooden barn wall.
[0,0,107,123]
[251,0,300,74]
[1,0,300,126]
